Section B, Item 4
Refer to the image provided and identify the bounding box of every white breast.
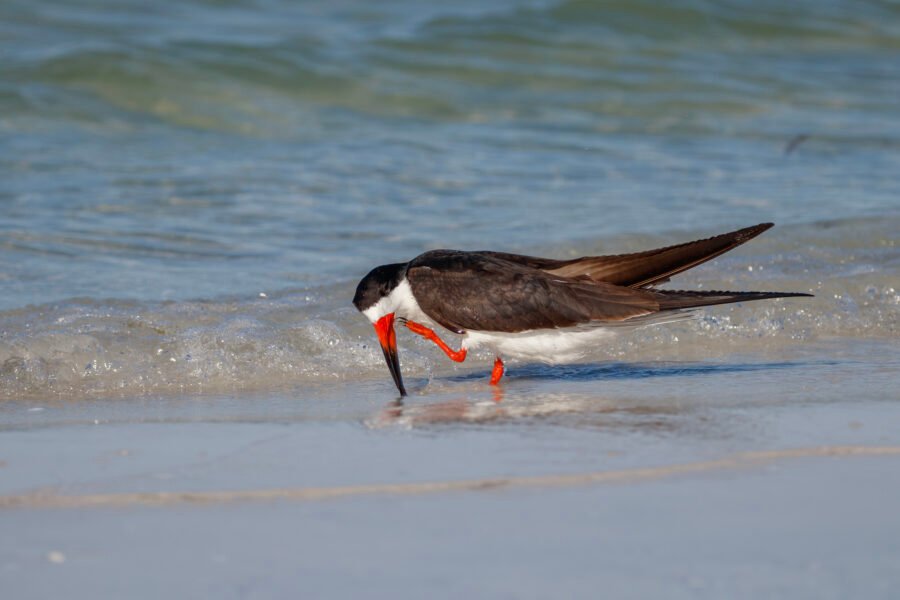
[392,278,436,325]
[463,327,618,364]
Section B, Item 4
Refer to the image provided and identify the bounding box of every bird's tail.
[653,289,813,311]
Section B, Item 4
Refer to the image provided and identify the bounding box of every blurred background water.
[0,0,898,399]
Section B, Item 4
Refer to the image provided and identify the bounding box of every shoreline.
[4,445,900,511]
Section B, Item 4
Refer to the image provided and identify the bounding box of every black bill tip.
[381,343,407,397]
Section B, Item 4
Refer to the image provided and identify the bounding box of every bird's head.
[353,263,408,396]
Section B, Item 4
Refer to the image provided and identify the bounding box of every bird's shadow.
[445,360,833,384]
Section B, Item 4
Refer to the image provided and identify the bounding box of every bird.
[352,223,812,396]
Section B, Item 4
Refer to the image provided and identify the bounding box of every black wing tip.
[735,222,774,241]
[759,291,814,299]
[655,288,813,310]
[656,289,816,302]
[658,289,812,297]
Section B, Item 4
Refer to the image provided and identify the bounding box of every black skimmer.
[353,223,811,396]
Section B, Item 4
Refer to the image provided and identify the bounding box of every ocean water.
[2,0,898,399]
[1,1,900,597]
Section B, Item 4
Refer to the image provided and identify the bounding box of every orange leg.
[403,320,467,362]
[489,357,505,385]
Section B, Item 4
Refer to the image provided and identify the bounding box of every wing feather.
[479,223,774,288]
[406,251,660,333]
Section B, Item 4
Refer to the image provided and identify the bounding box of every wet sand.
[2,340,899,598]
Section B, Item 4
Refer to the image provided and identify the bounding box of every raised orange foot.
[403,320,467,362]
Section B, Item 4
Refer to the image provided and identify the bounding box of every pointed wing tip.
[725,222,775,246]
[741,222,775,237]
[765,291,814,298]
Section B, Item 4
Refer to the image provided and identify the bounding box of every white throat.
[362,278,430,324]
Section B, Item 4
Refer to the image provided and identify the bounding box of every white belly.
[463,327,618,364]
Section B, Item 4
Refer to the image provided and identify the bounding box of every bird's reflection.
[368,395,695,433]
[370,396,506,428]
[366,387,686,430]
[365,360,813,431]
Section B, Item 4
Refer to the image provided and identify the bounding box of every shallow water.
[3,0,900,306]
[1,0,899,597]
[1,216,897,400]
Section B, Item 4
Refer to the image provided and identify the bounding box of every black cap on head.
[352,263,406,312]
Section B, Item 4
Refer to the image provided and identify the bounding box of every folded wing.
[482,223,774,288]
[406,251,661,333]
[407,249,811,334]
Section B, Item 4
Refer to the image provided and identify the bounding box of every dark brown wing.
[480,223,773,288]
[406,251,660,333]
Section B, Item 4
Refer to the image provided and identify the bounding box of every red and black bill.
[373,313,406,396]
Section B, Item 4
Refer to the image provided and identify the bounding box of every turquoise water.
[3,0,899,301]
